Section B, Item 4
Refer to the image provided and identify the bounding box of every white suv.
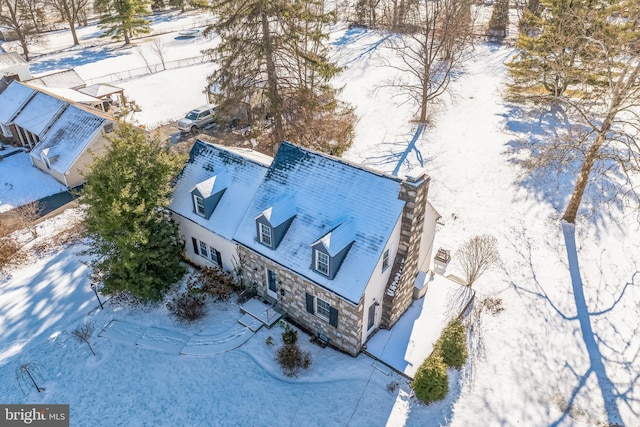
[177,104,217,133]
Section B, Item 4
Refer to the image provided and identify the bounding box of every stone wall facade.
[381,173,430,328]
[238,245,364,356]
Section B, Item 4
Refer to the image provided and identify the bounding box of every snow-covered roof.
[13,91,67,135]
[258,193,297,227]
[0,52,26,68]
[234,141,406,304]
[313,219,356,257]
[169,140,271,240]
[28,69,85,89]
[194,172,228,198]
[78,83,123,98]
[0,81,35,123]
[30,105,107,175]
[36,87,101,105]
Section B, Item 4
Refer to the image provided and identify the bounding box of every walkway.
[98,319,256,356]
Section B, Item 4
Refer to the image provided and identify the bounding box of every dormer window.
[255,194,296,249]
[191,172,227,220]
[310,220,354,280]
[259,223,272,247]
[315,250,330,276]
[194,194,205,216]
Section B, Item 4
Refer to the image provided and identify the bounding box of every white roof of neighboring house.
[0,81,35,123]
[78,83,123,98]
[0,52,26,68]
[30,105,107,175]
[28,69,85,90]
[234,142,406,304]
[13,91,67,136]
[36,87,101,105]
[170,141,271,240]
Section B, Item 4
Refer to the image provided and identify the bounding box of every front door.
[367,303,376,331]
[266,269,277,299]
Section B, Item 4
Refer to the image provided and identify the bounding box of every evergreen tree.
[94,0,150,44]
[508,0,640,223]
[82,123,187,301]
[204,0,354,152]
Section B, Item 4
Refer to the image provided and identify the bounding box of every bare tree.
[382,0,475,125]
[135,46,153,73]
[14,200,41,239]
[508,1,640,223]
[20,0,44,33]
[455,234,500,286]
[150,38,167,70]
[72,321,96,356]
[49,0,90,45]
[0,0,39,60]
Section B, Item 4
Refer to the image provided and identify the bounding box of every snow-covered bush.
[435,319,468,369]
[412,353,448,404]
[166,292,206,322]
[275,343,312,377]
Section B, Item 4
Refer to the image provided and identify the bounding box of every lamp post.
[90,283,104,310]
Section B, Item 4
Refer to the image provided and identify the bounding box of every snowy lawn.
[0,211,452,426]
[0,12,639,426]
[0,152,67,212]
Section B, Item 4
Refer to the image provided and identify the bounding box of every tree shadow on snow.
[503,222,640,425]
[362,124,433,176]
[29,45,131,75]
[502,103,638,233]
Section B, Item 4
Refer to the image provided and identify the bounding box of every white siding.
[173,213,239,272]
[418,201,440,273]
[361,215,402,344]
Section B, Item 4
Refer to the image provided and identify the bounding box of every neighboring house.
[29,105,114,188]
[171,140,440,356]
[12,91,67,149]
[0,52,31,82]
[27,69,86,90]
[0,81,36,140]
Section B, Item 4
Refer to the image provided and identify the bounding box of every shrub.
[166,292,206,322]
[275,343,312,377]
[412,353,448,404]
[436,319,468,369]
[282,327,298,345]
[186,266,240,301]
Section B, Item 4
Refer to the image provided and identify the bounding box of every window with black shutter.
[191,237,199,255]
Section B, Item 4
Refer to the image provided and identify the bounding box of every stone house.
[170,140,440,356]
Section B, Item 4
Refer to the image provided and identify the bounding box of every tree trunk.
[124,31,131,45]
[70,20,79,45]
[561,132,606,223]
[260,2,284,150]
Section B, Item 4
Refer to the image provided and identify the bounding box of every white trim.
[315,249,329,276]
[194,194,205,216]
[259,222,272,247]
[316,297,331,321]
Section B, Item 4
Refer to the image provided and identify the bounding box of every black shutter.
[215,250,222,267]
[305,293,315,314]
[329,307,338,328]
[191,237,199,255]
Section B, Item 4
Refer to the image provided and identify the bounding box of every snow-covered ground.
[0,151,67,213]
[1,9,639,427]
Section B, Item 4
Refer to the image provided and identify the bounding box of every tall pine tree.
[82,123,187,301]
[204,0,354,153]
[94,0,150,44]
[508,0,640,223]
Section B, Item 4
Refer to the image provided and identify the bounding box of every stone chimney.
[381,168,430,328]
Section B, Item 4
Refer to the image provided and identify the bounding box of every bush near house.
[275,324,311,377]
[412,319,469,404]
[412,353,449,404]
[166,292,207,322]
[435,319,468,369]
